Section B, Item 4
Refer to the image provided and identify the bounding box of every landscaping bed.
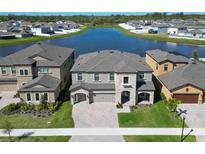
[118,101,196,142]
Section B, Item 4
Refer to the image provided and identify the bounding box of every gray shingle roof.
[69,82,115,91]
[71,50,152,73]
[158,61,205,91]
[0,43,74,66]
[146,49,189,64]
[137,81,155,91]
[19,74,61,92]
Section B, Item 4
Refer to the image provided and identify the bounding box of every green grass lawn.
[115,25,205,46]
[118,101,196,142]
[0,101,74,142]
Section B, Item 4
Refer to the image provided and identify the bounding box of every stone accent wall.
[115,73,137,105]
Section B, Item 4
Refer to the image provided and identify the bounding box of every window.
[77,73,82,81]
[20,69,24,75]
[44,93,48,101]
[138,73,144,80]
[11,66,16,75]
[35,93,40,101]
[186,88,189,92]
[156,64,158,70]
[1,67,7,75]
[19,69,29,76]
[109,73,115,81]
[38,67,49,73]
[164,64,168,71]
[26,93,31,101]
[123,77,129,84]
[94,73,99,81]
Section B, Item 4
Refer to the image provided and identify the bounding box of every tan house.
[145,49,189,76]
[0,42,74,103]
[145,49,204,104]
[158,60,205,104]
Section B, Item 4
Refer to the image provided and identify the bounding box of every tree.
[2,119,13,142]
[192,50,199,60]
[166,98,181,112]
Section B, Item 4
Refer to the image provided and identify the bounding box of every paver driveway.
[70,102,125,142]
[0,91,20,110]
[177,104,205,142]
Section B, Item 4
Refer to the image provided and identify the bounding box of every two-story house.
[145,49,189,76]
[0,42,74,103]
[145,49,205,104]
[69,50,155,106]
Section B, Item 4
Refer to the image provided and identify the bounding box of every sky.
[0,12,205,16]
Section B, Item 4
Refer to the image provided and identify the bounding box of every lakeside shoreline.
[1,23,205,47]
[0,26,89,47]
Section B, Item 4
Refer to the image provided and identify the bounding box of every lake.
[0,28,205,58]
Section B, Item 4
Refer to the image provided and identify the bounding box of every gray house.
[69,50,155,106]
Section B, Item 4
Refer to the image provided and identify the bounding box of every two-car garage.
[173,94,199,104]
[92,92,115,103]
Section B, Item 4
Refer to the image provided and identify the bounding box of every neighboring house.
[69,50,155,106]
[0,24,8,32]
[158,59,205,104]
[167,26,187,35]
[0,43,74,103]
[0,32,16,39]
[145,49,189,76]
[31,25,54,36]
[148,24,169,34]
[182,29,205,38]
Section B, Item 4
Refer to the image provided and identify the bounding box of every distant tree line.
[0,12,205,24]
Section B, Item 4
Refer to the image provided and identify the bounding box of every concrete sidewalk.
[0,128,204,137]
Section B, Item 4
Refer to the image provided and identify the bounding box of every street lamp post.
[180,116,194,142]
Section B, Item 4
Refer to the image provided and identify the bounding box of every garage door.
[0,84,17,91]
[173,94,198,104]
[93,93,115,103]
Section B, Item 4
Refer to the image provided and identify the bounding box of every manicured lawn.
[0,26,88,47]
[0,101,73,129]
[124,135,195,142]
[115,25,205,46]
[0,101,74,142]
[118,101,196,142]
[0,136,70,142]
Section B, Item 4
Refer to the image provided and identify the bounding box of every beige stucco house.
[0,42,74,103]
[69,50,155,106]
[145,49,205,104]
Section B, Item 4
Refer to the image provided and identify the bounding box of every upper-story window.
[38,67,49,73]
[138,73,144,80]
[77,73,83,81]
[94,73,100,81]
[109,73,115,81]
[156,64,158,70]
[164,64,168,71]
[20,69,29,76]
[123,77,129,84]
[1,67,7,75]
[11,66,16,75]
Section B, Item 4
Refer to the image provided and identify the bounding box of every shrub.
[35,104,44,112]
[0,103,21,115]
[130,105,138,112]
[20,103,34,112]
[116,103,123,109]
[47,103,57,112]
[166,98,181,112]
[160,93,167,101]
